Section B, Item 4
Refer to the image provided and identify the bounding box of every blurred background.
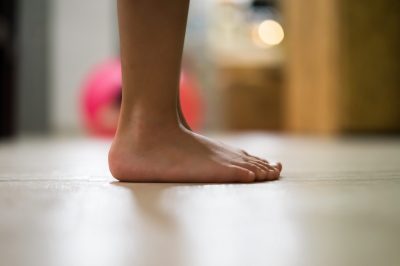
[1,0,399,139]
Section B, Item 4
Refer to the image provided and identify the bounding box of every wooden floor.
[0,133,399,266]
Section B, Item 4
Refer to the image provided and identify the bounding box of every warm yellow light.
[257,20,284,46]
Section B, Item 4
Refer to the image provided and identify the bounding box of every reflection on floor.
[0,133,399,266]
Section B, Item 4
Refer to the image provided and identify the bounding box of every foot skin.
[109,124,282,183]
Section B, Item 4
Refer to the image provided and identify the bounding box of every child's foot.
[108,123,282,183]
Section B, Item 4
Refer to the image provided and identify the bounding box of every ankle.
[113,114,183,151]
[117,105,179,132]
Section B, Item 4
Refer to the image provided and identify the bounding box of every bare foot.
[109,123,282,183]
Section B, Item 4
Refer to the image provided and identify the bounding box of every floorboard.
[1,133,399,266]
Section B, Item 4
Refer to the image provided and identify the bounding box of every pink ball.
[179,70,204,130]
[80,59,121,137]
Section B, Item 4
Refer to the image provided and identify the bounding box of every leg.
[108,0,282,182]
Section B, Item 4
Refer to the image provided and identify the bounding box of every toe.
[225,165,256,183]
[270,161,282,172]
[257,161,280,181]
[236,162,267,181]
[251,160,269,172]
[251,155,269,164]
[257,158,281,173]
[236,151,281,181]
[253,158,276,173]
[268,167,281,180]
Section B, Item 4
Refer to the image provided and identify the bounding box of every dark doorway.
[0,0,16,138]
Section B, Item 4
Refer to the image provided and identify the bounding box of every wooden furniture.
[283,0,400,135]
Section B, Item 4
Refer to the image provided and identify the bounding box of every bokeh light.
[257,19,284,46]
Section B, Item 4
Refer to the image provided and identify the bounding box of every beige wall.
[49,0,117,134]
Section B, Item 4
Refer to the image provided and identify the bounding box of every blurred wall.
[17,0,49,134]
[49,0,117,134]
[184,0,219,131]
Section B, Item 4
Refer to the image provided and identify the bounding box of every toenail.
[271,162,280,170]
